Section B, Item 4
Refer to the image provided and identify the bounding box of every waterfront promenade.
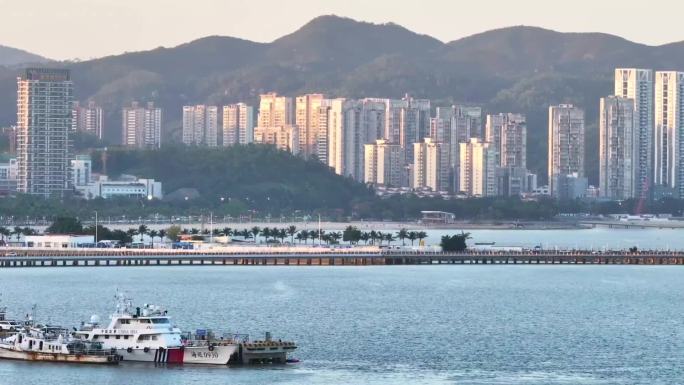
[1,246,684,267]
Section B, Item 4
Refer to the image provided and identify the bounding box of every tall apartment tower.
[327,99,363,180]
[182,105,218,146]
[316,102,332,163]
[654,71,684,198]
[295,94,325,159]
[485,113,527,169]
[615,68,654,198]
[548,104,585,198]
[72,100,104,139]
[258,93,293,128]
[599,96,636,200]
[364,139,404,187]
[122,101,161,148]
[459,138,497,197]
[16,68,73,198]
[222,103,254,146]
[413,138,450,192]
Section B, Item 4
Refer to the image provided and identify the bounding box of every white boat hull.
[0,346,117,364]
[116,345,236,365]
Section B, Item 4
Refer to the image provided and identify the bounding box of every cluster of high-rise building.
[184,92,536,197]
[14,64,684,202]
[597,68,684,201]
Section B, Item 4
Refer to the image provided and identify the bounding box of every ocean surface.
[0,264,683,385]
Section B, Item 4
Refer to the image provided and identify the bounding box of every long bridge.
[1,247,684,268]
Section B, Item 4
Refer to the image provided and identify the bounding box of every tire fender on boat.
[127,347,133,353]
[144,347,150,353]
[208,345,215,351]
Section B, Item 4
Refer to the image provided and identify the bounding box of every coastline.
[77,220,589,232]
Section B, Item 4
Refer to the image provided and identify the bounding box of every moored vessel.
[0,329,119,364]
[72,293,237,364]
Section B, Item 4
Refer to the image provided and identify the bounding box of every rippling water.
[0,265,683,384]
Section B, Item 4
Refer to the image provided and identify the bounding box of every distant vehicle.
[0,320,20,331]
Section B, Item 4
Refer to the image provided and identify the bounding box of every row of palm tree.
[0,226,38,242]
[342,226,428,246]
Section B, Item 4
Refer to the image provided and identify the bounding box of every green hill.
[92,144,373,213]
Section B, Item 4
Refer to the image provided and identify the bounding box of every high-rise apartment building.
[548,104,585,198]
[258,93,293,128]
[316,102,332,164]
[295,94,325,159]
[16,68,73,197]
[222,103,254,146]
[182,105,218,146]
[413,138,450,192]
[327,99,363,180]
[253,125,299,154]
[364,139,404,187]
[615,68,653,198]
[485,113,526,169]
[459,138,497,197]
[72,100,103,139]
[654,71,684,197]
[122,102,161,148]
[599,96,636,200]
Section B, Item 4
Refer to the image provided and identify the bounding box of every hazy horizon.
[3,0,684,60]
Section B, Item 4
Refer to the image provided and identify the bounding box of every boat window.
[93,335,98,340]
[116,335,121,339]
[151,318,169,324]
[139,319,151,324]
[124,336,129,339]
[120,319,130,324]
[152,336,158,340]
[105,335,109,339]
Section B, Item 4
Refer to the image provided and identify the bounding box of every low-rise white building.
[80,175,163,200]
[24,235,95,248]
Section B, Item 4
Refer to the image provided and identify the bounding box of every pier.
[1,248,684,267]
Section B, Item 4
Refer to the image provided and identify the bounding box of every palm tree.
[298,230,309,244]
[126,228,138,243]
[148,229,159,248]
[0,226,9,243]
[417,231,428,246]
[369,230,378,245]
[329,231,342,244]
[181,228,189,235]
[158,229,167,245]
[287,225,297,243]
[278,228,287,243]
[384,233,395,245]
[241,229,252,241]
[190,228,200,235]
[261,228,271,242]
[360,232,370,245]
[222,227,233,236]
[408,231,418,246]
[138,225,148,243]
[397,228,409,246]
[308,230,318,244]
[201,228,210,236]
[251,226,261,242]
[13,226,23,242]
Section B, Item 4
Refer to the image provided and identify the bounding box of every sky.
[2,0,684,60]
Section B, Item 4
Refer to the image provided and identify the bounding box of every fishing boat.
[0,328,118,364]
[72,293,237,364]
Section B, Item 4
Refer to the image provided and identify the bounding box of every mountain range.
[0,45,49,67]
[3,15,684,183]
